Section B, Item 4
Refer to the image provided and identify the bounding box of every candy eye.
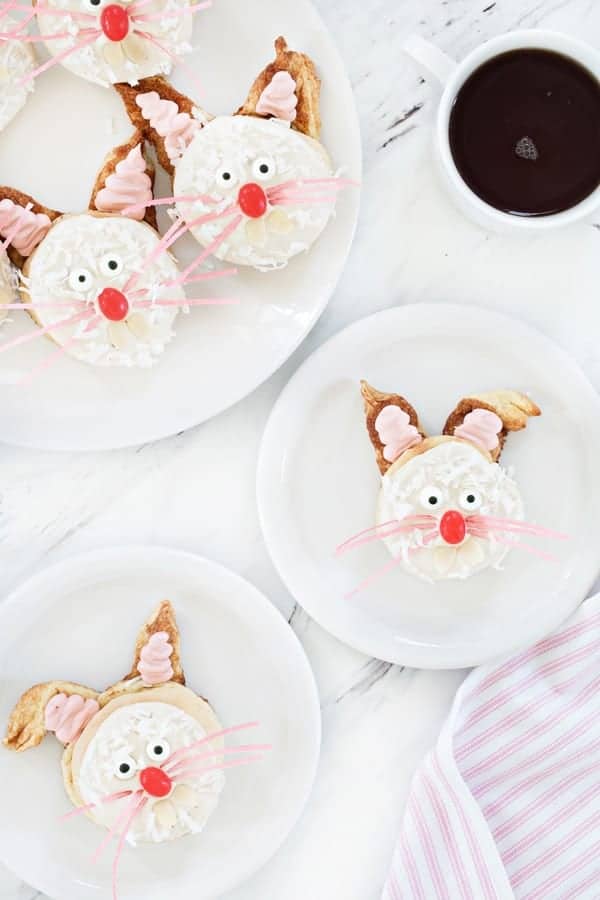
[419,486,444,510]
[459,489,482,511]
[100,253,123,277]
[83,0,102,9]
[215,165,237,189]
[146,740,170,762]
[251,156,275,181]
[68,268,93,292]
[114,754,137,780]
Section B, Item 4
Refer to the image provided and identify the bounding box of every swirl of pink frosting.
[454,409,503,452]
[136,92,200,162]
[0,199,51,257]
[256,71,298,122]
[44,693,99,744]
[137,631,174,686]
[94,144,152,221]
[375,405,422,463]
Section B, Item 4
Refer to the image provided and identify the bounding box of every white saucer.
[0,547,320,899]
[0,0,360,450]
[257,303,600,668]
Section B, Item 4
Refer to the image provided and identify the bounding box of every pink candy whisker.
[343,530,438,599]
[171,756,266,783]
[91,791,143,864]
[111,794,147,900]
[163,721,260,770]
[132,1,210,23]
[336,516,437,556]
[467,514,569,541]
[164,743,272,776]
[20,29,100,85]
[0,308,95,354]
[60,789,133,821]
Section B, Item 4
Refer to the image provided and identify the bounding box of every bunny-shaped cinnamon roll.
[0,0,206,88]
[114,37,356,270]
[5,601,268,896]
[0,131,232,372]
[338,383,566,585]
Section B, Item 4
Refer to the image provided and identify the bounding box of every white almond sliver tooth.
[108,321,133,350]
[267,208,294,234]
[102,40,125,69]
[245,217,267,247]
[433,545,456,575]
[153,799,177,828]
[127,312,151,340]
[171,783,198,810]
[123,33,149,64]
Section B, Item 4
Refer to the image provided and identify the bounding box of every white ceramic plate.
[0,0,360,450]
[257,303,600,669]
[0,547,320,899]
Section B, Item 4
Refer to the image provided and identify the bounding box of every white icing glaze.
[36,0,193,87]
[77,702,224,844]
[24,214,183,367]
[0,22,35,132]
[377,441,524,582]
[0,248,17,322]
[173,116,336,270]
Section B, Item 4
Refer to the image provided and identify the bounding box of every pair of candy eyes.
[419,487,482,512]
[216,157,274,189]
[68,254,123,293]
[114,739,170,780]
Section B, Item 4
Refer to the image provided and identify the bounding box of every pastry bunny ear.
[124,600,185,686]
[4,681,100,752]
[361,380,426,475]
[236,36,322,140]
[443,390,541,461]
[115,77,209,177]
[0,188,60,269]
[90,131,157,229]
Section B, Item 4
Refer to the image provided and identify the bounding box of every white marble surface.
[2,0,600,898]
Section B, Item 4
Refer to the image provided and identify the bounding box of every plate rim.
[256,301,600,669]
[0,544,322,899]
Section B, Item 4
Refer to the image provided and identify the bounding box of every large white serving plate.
[0,547,321,899]
[257,303,600,668]
[0,0,361,449]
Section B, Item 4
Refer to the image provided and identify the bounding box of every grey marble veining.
[2,0,600,898]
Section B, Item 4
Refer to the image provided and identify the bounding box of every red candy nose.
[140,766,172,798]
[100,3,129,41]
[98,287,129,322]
[439,510,466,545]
[238,182,268,218]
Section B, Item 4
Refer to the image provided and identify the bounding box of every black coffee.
[448,49,600,216]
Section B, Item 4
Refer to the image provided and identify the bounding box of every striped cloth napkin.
[382,594,600,900]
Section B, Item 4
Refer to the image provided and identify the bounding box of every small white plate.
[257,303,600,669]
[0,547,320,899]
[0,0,360,450]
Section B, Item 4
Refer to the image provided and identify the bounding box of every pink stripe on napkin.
[382,594,600,900]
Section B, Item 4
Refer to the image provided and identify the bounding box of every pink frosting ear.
[137,631,174,686]
[95,144,152,221]
[256,71,298,122]
[0,199,51,257]
[45,693,99,744]
[454,409,503,452]
[136,92,200,162]
[375,405,422,464]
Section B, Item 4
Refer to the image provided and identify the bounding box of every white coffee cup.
[404,30,600,232]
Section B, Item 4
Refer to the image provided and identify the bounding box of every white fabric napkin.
[383,594,600,900]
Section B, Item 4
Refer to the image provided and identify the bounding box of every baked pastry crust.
[236,36,322,140]
[443,391,541,462]
[89,130,157,229]
[4,681,99,752]
[361,380,425,475]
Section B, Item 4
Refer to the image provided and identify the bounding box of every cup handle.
[403,35,457,86]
